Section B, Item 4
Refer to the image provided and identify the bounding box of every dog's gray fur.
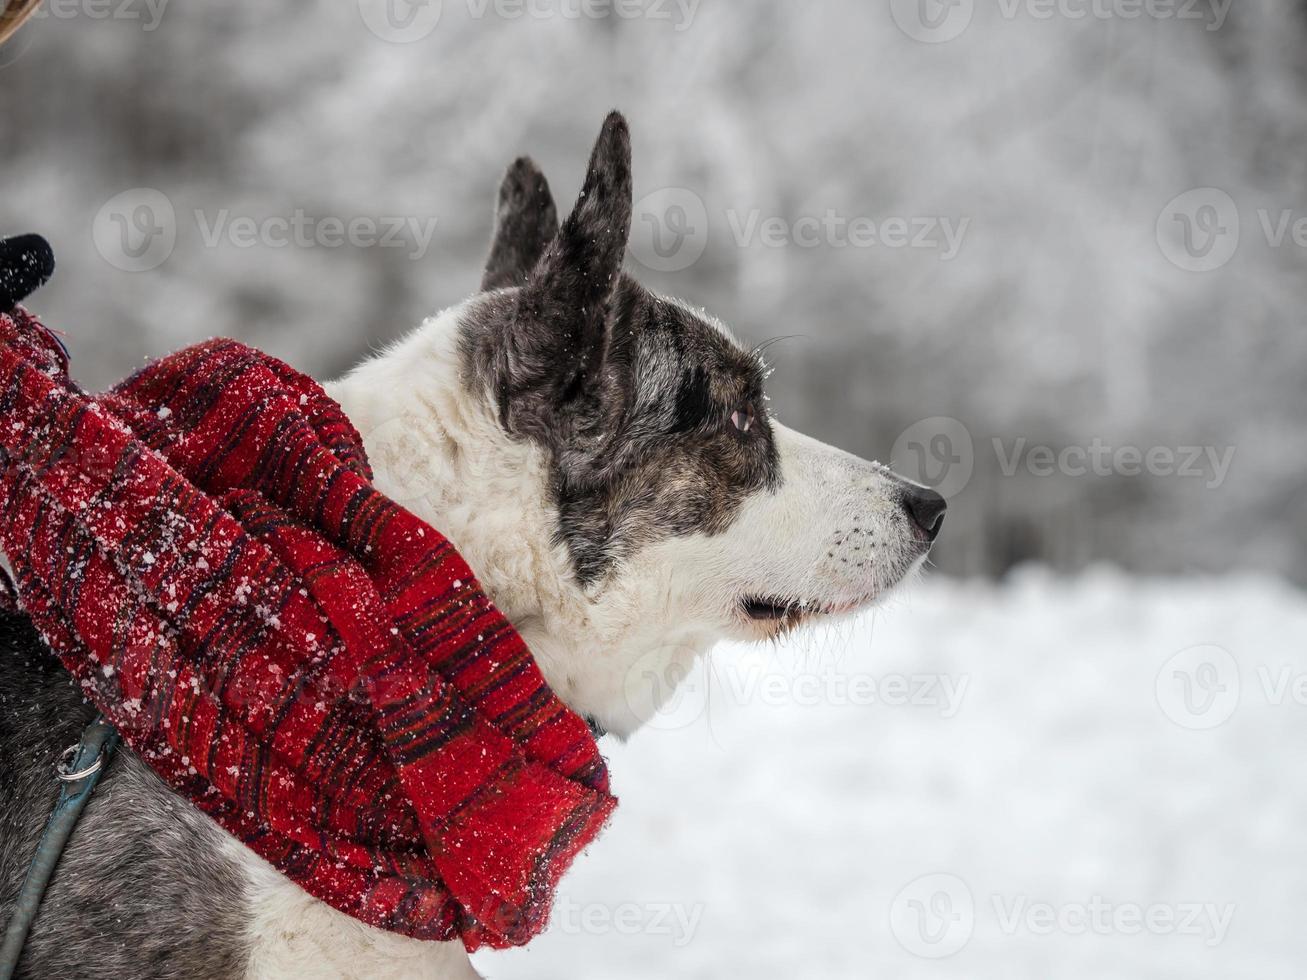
[0,610,249,979]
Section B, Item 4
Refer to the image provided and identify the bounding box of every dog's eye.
[730,406,755,433]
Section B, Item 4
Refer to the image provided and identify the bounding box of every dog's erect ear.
[481,157,559,292]
[497,111,633,432]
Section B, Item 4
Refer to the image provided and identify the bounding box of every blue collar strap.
[0,715,119,979]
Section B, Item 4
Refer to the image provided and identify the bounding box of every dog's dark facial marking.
[551,283,781,584]
[671,365,719,435]
[463,112,781,585]
[480,157,559,292]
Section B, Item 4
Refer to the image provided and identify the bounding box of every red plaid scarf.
[0,307,615,949]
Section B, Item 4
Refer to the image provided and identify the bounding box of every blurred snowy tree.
[1,0,1302,582]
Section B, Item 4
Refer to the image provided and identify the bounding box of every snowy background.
[478,571,1307,979]
[2,1,1307,977]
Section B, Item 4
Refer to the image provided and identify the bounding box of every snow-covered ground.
[475,569,1307,979]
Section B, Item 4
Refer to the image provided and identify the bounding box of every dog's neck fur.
[326,299,715,737]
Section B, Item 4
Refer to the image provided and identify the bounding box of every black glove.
[0,234,55,313]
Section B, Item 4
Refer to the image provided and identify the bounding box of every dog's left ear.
[496,111,633,437]
[481,156,559,292]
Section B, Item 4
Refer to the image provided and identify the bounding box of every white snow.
[476,569,1307,979]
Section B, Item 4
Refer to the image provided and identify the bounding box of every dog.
[0,112,944,980]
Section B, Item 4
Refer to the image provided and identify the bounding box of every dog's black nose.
[901,485,947,541]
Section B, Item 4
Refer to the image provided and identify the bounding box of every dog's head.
[336,112,943,736]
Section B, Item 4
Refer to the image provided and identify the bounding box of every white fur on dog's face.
[709,420,931,631]
[328,301,932,738]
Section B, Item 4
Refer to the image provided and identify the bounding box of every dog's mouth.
[740,594,864,631]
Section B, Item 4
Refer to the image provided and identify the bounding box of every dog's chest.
[231,840,483,980]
